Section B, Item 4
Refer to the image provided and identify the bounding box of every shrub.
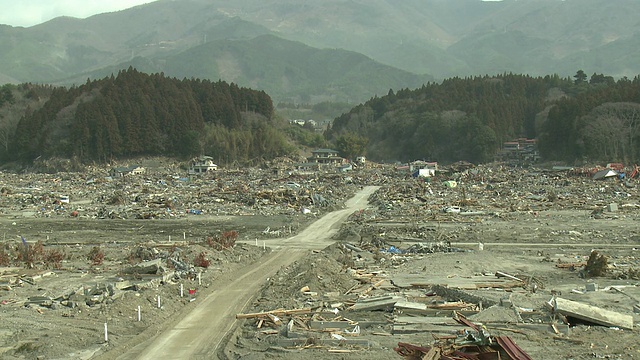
[194,252,210,268]
[17,240,45,268]
[0,250,11,266]
[87,246,105,266]
[206,230,238,250]
[45,249,64,269]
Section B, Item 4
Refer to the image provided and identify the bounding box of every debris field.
[1,159,639,359]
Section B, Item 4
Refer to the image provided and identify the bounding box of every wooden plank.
[391,275,519,289]
[308,321,354,329]
[428,301,475,310]
[236,308,312,319]
[395,316,458,325]
[276,338,370,347]
[348,296,401,311]
[398,308,479,317]
[423,346,442,360]
[394,300,427,311]
[553,297,633,330]
[495,271,524,282]
[392,324,462,334]
[395,301,478,315]
[267,313,282,325]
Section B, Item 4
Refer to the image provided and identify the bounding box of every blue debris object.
[382,246,403,254]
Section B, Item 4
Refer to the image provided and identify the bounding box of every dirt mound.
[253,243,359,311]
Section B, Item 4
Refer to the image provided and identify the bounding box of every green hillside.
[11,69,286,163]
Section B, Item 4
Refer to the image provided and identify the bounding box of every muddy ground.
[1,162,639,359]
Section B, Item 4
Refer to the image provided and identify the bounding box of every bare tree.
[0,114,19,154]
[581,102,640,162]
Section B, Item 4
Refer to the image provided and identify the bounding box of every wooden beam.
[236,308,312,319]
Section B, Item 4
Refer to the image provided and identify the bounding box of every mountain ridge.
[1,0,639,103]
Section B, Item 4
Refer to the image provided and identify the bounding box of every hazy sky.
[0,0,159,27]
[0,0,506,28]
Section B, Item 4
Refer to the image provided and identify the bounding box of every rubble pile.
[1,241,258,310]
[0,235,269,358]
[367,164,640,220]
[0,163,359,230]
[236,238,639,358]
[335,163,640,250]
[231,162,640,358]
[2,160,640,359]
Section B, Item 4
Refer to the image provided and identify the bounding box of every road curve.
[106,186,379,360]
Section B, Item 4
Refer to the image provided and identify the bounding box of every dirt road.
[100,186,378,360]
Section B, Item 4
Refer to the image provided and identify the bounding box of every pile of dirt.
[253,243,359,311]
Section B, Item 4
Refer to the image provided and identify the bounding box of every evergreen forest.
[10,68,292,164]
[3,70,640,166]
[327,73,640,164]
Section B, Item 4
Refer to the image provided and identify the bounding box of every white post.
[137,305,141,321]
[169,235,171,242]
[198,272,201,285]
[183,232,186,240]
[104,322,108,342]
[255,238,258,246]
[180,284,184,297]
[157,295,161,309]
[263,241,266,250]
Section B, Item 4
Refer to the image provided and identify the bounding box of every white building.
[189,156,218,174]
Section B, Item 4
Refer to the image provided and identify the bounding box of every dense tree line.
[0,84,56,162]
[11,68,286,162]
[7,69,640,166]
[538,76,640,163]
[327,73,640,164]
[0,85,15,107]
[327,74,562,163]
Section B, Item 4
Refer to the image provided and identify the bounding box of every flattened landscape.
[1,159,639,359]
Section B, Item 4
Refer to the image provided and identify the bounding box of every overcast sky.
[0,0,159,27]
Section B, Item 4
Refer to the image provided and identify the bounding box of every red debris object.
[454,311,479,331]
[495,336,533,360]
[396,338,532,360]
[395,312,534,360]
[395,342,435,360]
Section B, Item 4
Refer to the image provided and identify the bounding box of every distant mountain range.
[1,0,639,103]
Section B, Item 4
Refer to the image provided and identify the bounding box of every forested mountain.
[11,69,291,163]
[327,73,640,164]
[1,0,640,104]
